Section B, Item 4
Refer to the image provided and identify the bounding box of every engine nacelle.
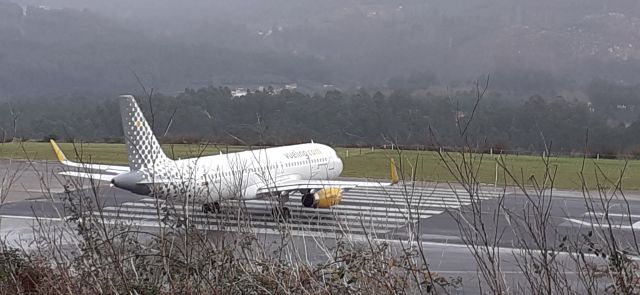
[301,188,343,208]
[111,170,151,195]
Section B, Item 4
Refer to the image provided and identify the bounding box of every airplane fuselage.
[111,143,344,203]
[53,95,395,211]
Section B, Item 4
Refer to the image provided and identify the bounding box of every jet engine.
[301,188,343,208]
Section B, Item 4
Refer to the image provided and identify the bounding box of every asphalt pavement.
[1,159,639,293]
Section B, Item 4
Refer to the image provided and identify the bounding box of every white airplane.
[50,95,398,217]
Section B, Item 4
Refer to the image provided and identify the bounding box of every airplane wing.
[50,140,129,174]
[256,179,393,195]
[256,159,399,195]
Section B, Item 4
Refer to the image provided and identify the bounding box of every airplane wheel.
[202,202,221,214]
[272,206,291,221]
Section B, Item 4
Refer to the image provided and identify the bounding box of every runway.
[2,160,640,293]
[2,159,640,246]
[0,165,501,241]
[68,185,500,239]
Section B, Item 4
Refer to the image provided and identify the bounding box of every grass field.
[0,142,638,190]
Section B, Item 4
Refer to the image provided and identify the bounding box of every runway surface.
[2,160,640,247]
[2,160,640,293]
[0,159,502,240]
[65,185,499,239]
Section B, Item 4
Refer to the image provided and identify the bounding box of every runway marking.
[561,211,640,230]
[0,186,498,240]
[377,239,640,261]
[563,217,640,230]
[0,215,66,221]
[587,212,640,219]
[103,204,439,224]
[84,187,495,238]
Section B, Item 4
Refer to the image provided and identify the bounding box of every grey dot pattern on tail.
[120,96,171,172]
[119,95,220,201]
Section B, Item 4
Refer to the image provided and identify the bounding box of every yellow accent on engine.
[316,187,343,208]
[49,139,67,163]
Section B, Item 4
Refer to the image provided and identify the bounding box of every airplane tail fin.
[119,95,170,171]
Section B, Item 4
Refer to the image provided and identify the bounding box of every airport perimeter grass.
[0,141,638,190]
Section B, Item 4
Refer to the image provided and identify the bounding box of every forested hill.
[2,86,640,155]
[3,0,640,153]
[0,1,328,96]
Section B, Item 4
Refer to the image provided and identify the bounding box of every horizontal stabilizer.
[50,140,129,174]
[59,171,116,182]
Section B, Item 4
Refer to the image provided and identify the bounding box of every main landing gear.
[271,192,291,221]
[202,202,221,214]
[200,192,292,220]
[272,206,291,221]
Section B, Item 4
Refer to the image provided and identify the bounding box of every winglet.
[390,159,399,185]
[49,139,67,163]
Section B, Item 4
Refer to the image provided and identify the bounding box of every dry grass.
[2,142,640,190]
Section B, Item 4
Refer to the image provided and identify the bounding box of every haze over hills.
[1,0,640,96]
[4,0,640,152]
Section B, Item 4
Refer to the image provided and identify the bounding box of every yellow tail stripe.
[49,139,67,163]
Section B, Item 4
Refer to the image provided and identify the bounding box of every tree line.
[2,83,640,156]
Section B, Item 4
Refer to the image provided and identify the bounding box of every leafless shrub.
[434,76,509,294]
[575,158,640,294]
[0,140,466,294]
[434,77,640,294]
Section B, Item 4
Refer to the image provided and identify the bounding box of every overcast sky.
[2,0,640,95]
